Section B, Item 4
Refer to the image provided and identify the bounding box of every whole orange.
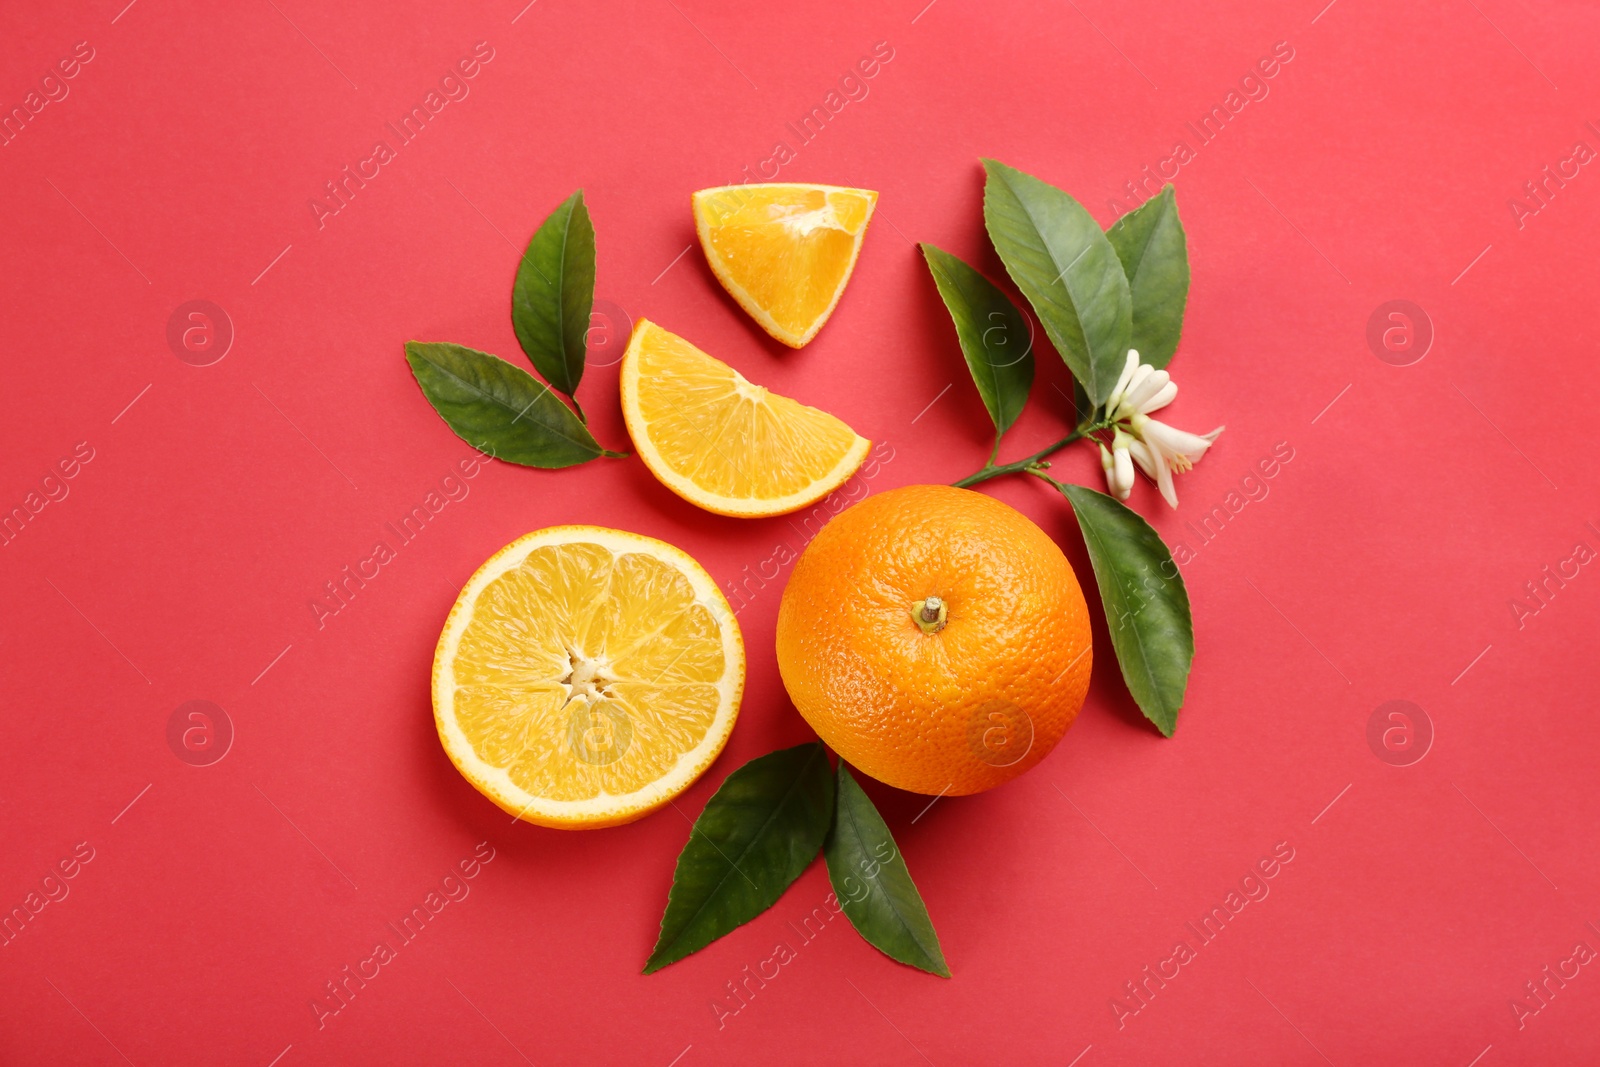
[775,484,1092,795]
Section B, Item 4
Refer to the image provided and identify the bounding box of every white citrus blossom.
[1099,429,1135,501]
[1098,350,1223,508]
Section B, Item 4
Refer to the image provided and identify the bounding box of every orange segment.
[692,183,877,347]
[619,319,871,517]
[433,526,744,828]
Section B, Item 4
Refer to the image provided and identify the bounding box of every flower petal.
[1107,350,1140,410]
[1112,444,1134,500]
[1137,380,1178,415]
[1123,370,1171,414]
[1149,445,1178,507]
[1142,417,1222,462]
[1098,443,1117,496]
[1124,363,1153,402]
[1126,437,1156,479]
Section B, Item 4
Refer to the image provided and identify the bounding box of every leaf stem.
[953,427,1091,488]
[1024,466,1066,492]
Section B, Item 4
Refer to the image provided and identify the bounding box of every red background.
[3,0,1598,1063]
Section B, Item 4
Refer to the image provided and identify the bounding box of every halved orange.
[692,183,877,347]
[433,526,744,829]
[619,319,871,517]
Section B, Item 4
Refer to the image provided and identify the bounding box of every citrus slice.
[619,319,872,517]
[692,183,877,347]
[433,526,744,829]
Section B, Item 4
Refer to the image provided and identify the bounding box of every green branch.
[953,426,1097,488]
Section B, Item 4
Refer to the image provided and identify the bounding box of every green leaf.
[824,764,950,977]
[645,743,835,974]
[1105,185,1189,369]
[981,159,1130,406]
[1059,484,1193,735]
[919,243,1035,440]
[511,189,595,400]
[404,341,613,468]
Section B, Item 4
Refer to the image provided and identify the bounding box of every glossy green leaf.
[1105,185,1189,369]
[982,159,1130,406]
[645,743,835,974]
[1060,484,1193,736]
[511,189,595,400]
[404,341,615,468]
[920,243,1034,439]
[824,764,949,977]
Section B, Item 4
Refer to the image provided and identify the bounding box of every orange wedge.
[619,319,871,517]
[692,183,877,347]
